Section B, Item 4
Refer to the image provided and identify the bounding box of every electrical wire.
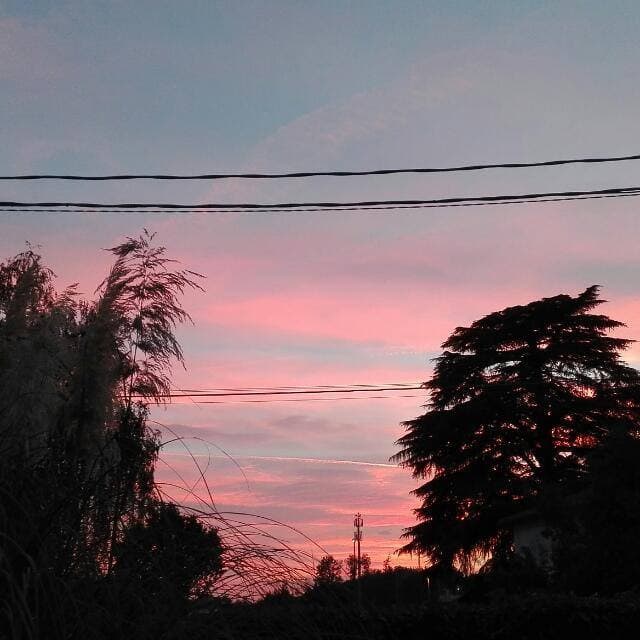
[3,184,640,213]
[4,190,640,215]
[171,382,420,393]
[133,382,426,405]
[3,151,640,181]
[164,394,421,405]
[143,385,423,399]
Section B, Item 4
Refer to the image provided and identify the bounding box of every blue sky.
[4,0,640,176]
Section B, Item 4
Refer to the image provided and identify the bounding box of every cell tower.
[353,512,363,578]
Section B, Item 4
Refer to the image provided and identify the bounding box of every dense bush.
[463,550,549,601]
[553,432,640,595]
[302,568,429,607]
[113,501,223,600]
[175,593,640,640]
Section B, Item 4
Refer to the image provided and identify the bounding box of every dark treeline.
[2,235,640,639]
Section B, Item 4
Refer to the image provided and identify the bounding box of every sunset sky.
[2,1,640,568]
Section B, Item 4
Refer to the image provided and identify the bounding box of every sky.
[2,0,640,569]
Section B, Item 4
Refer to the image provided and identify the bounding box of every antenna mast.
[353,513,363,578]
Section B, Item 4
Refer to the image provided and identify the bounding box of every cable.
[132,382,425,404]
[171,382,420,393]
[3,184,640,213]
[4,151,640,181]
[3,190,640,215]
[134,385,423,399]
[164,394,421,405]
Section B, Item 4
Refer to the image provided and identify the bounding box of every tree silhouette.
[345,552,372,579]
[114,501,223,599]
[0,235,209,636]
[314,554,342,586]
[393,286,640,571]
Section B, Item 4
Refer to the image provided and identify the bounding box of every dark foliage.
[175,593,640,640]
[314,554,343,586]
[463,550,549,601]
[113,501,223,600]
[303,567,428,608]
[393,286,640,571]
[0,235,223,639]
[259,583,297,605]
[553,430,640,594]
[344,552,372,579]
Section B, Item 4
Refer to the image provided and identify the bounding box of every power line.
[2,190,639,215]
[3,151,640,181]
[136,385,423,399]
[3,184,640,213]
[3,190,640,215]
[134,382,425,405]
[164,394,421,405]
[171,382,421,393]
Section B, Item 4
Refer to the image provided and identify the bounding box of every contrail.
[237,455,399,468]
[162,451,398,468]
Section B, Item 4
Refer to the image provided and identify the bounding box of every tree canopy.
[0,232,204,574]
[314,555,343,586]
[0,233,228,637]
[393,286,640,571]
[114,501,223,599]
[345,552,372,580]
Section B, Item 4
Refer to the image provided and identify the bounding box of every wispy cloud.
[165,451,399,469]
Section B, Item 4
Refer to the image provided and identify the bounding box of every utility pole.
[353,513,363,609]
[352,536,356,578]
[353,513,363,578]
